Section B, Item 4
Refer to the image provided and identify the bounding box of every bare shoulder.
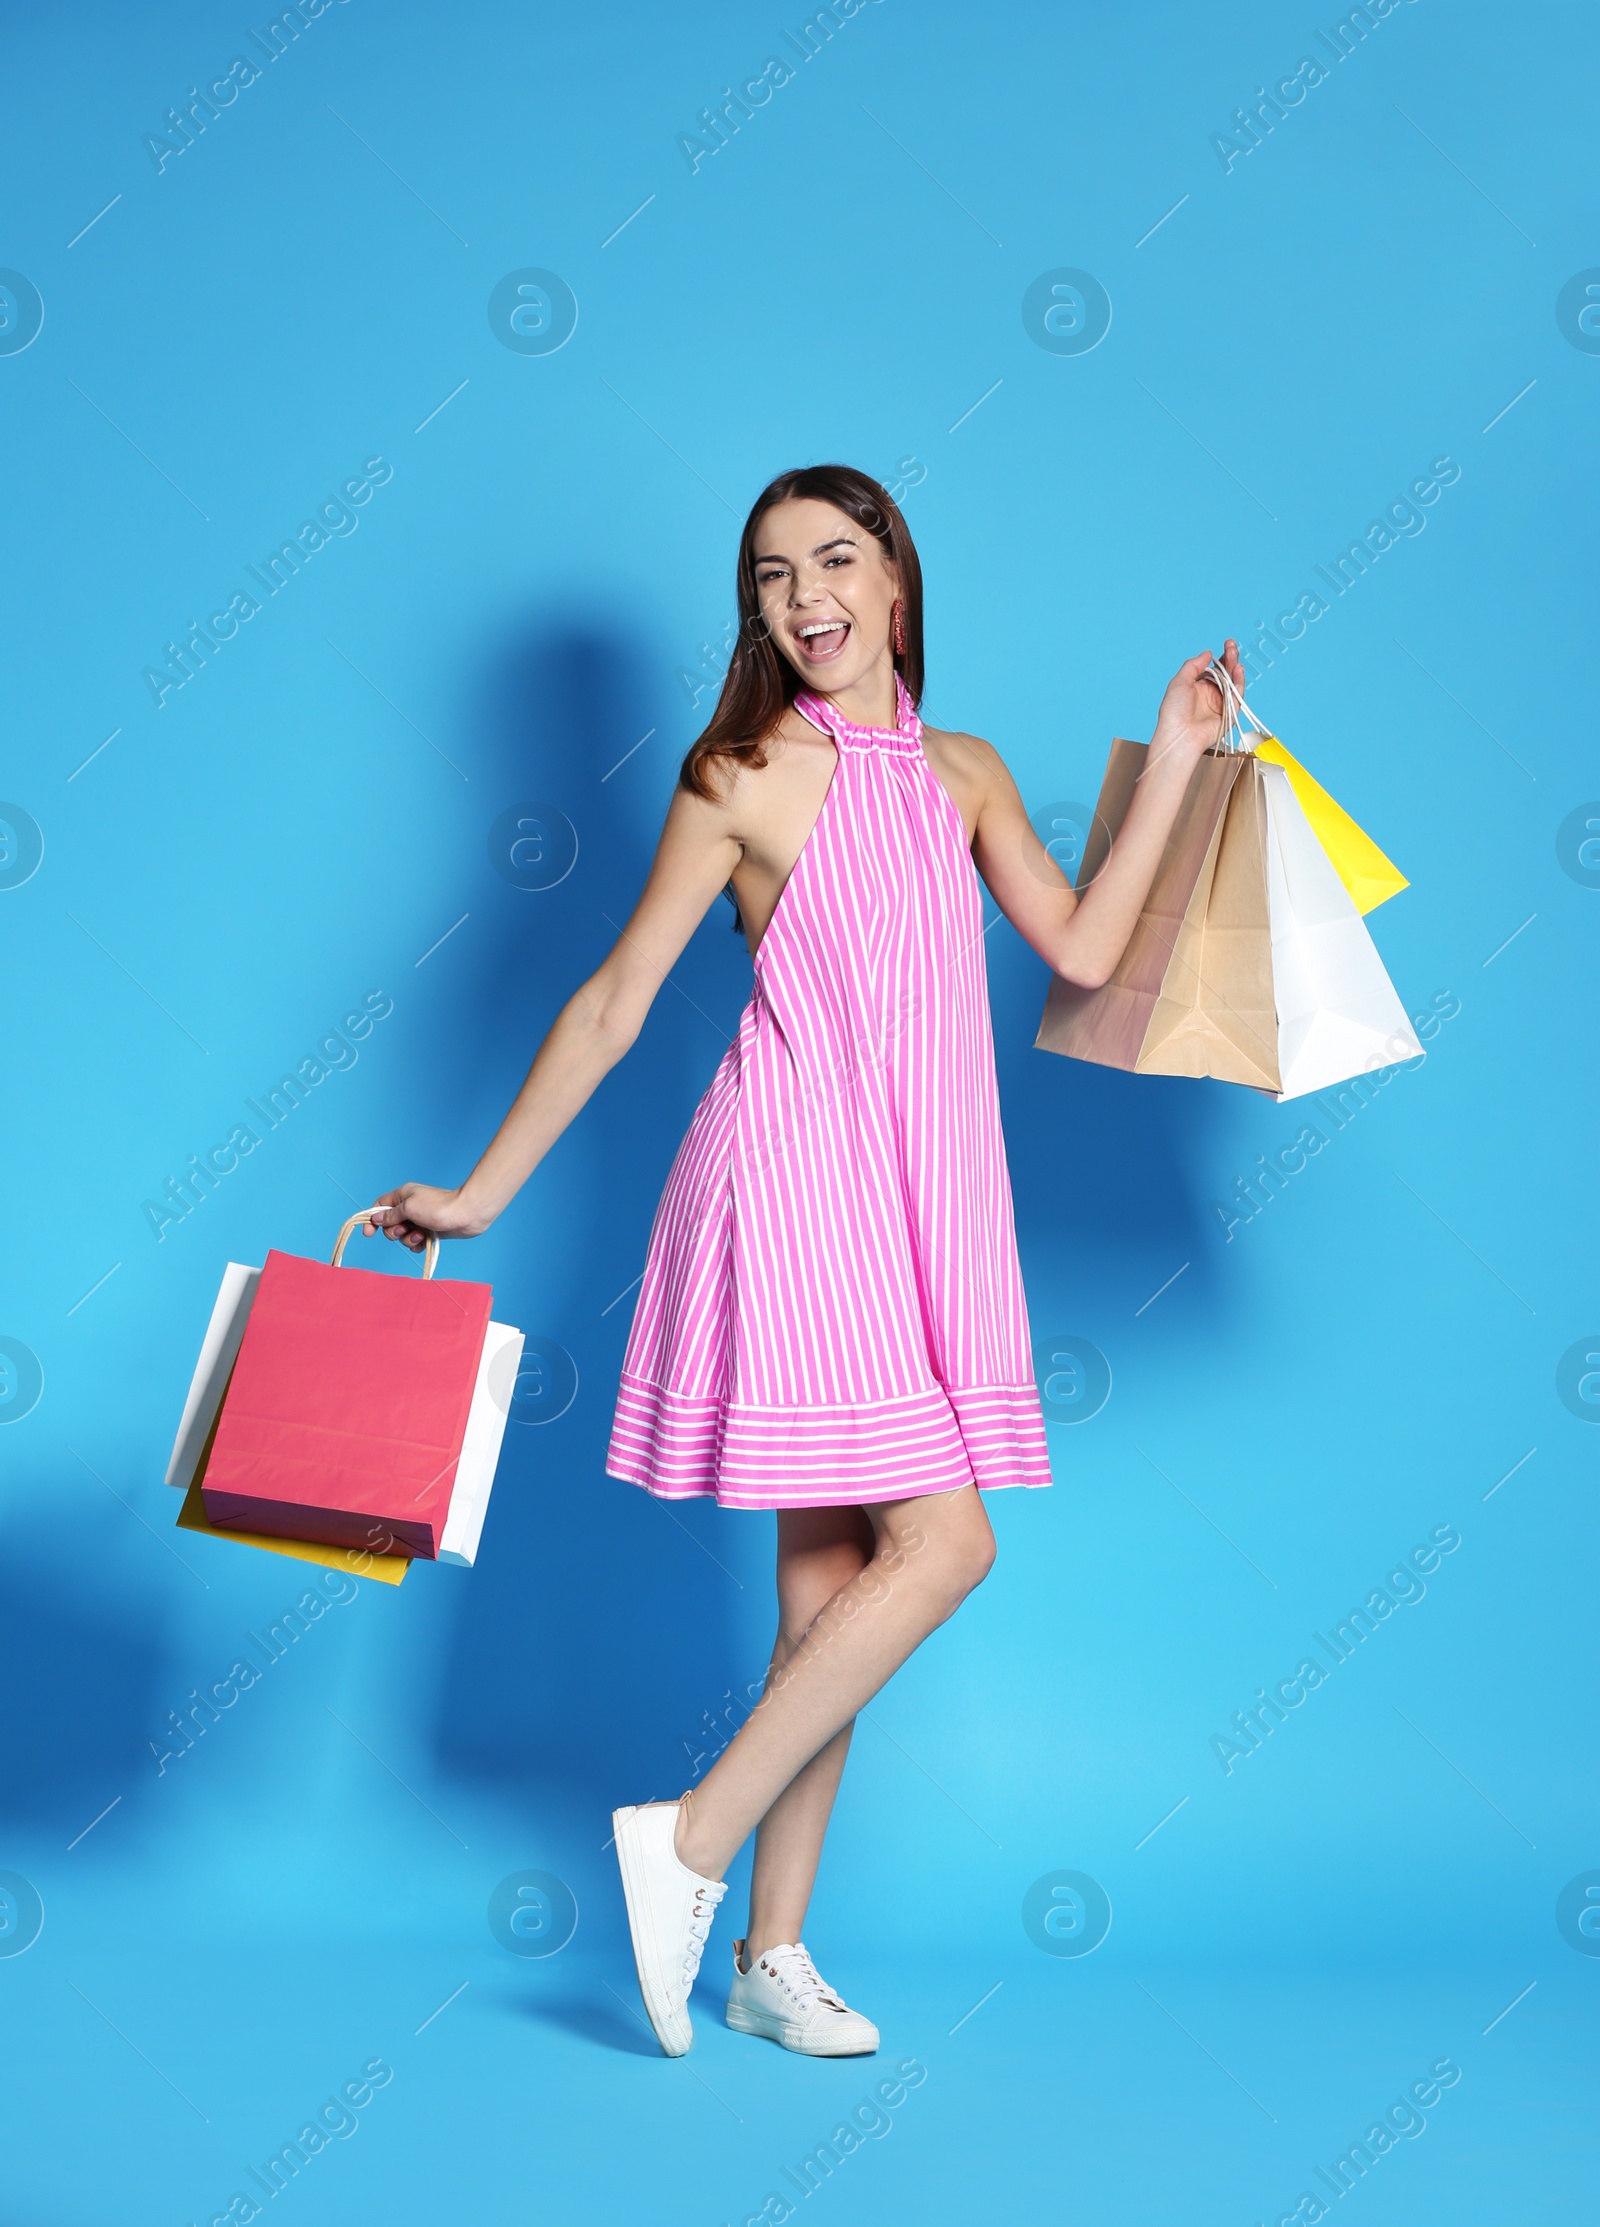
[921,722,1010,778]
[920,722,1021,836]
[703,707,834,828]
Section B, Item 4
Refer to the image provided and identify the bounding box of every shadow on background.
[982,910,1239,1311]
[493,1978,663,2057]
[0,1524,171,1828]
[427,620,754,1819]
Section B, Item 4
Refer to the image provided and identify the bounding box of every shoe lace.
[682,1880,725,1993]
[761,1941,845,2013]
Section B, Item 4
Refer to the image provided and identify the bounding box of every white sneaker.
[612,1801,726,2057]
[725,1939,879,2056]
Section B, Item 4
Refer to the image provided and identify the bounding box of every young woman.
[366,464,1244,2060]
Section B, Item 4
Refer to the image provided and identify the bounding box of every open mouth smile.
[795,619,851,664]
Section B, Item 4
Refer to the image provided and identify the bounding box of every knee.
[950,1523,997,1601]
[967,1525,998,1589]
[916,1518,996,1619]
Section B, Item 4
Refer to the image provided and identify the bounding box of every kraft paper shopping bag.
[1138,757,1282,1091]
[1036,740,1249,1071]
[1036,666,1417,1099]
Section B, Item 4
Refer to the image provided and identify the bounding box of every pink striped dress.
[605,677,1052,1510]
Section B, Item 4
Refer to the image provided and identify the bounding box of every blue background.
[2,2,1594,2220]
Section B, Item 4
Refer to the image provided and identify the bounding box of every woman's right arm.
[367,783,742,1253]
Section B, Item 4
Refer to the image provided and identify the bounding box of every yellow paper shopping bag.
[1249,734,1408,915]
[176,1477,412,1585]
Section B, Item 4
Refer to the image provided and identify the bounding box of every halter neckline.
[794,675,922,754]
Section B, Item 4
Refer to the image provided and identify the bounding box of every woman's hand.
[362,1184,491,1253]
[1150,639,1247,765]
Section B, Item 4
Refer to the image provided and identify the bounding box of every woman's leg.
[744,1505,875,1959]
[676,1483,996,1883]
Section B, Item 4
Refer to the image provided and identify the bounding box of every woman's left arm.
[969,641,1246,989]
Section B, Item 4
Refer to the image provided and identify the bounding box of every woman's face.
[750,497,899,694]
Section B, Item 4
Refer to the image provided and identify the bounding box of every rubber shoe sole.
[725,2000,878,2056]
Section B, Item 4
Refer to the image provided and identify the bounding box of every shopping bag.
[194,1214,497,1559]
[1035,672,1419,1101]
[1262,763,1421,1097]
[1134,753,1281,1091]
[167,1246,525,1571]
[168,1258,410,1580]
[166,1261,261,1492]
[1036,739,1252,1074]
[439,1319,525,1566]
[1252,735,1408,915]
[177,1478,413,1584]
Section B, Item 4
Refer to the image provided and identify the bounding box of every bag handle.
[331,1209,438,1280]
[1206,659,1270,754]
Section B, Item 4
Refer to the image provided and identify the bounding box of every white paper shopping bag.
[166,1262,261,1488]
[1261,763,1422,1102]
[438,1321,525,1566]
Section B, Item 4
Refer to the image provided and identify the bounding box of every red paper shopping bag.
[201,1218,492,1559]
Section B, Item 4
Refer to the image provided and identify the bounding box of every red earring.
[892,601,906,656]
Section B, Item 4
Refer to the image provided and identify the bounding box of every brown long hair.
[679,464,925,801]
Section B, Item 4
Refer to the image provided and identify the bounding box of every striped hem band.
[606,1371,1053,1510]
